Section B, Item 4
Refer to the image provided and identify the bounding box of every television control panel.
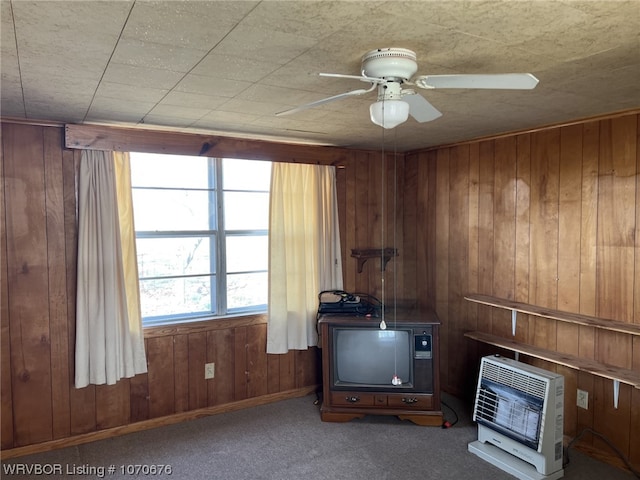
[414,333,432,359]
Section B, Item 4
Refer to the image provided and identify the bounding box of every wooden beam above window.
[64,123,359,166]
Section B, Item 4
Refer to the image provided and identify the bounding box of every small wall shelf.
[463,294,640,409]
[351,248,398,273]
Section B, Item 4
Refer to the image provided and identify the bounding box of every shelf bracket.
[512,309,519,361]
[613,379,620,409]
[351,248,398,273]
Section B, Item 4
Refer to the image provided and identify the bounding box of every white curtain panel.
[75,150,147,388]
[267,163,343,354]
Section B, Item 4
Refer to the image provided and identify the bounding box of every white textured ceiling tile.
[212,25,318,65]
[24,100,88,122]
[160,91,228,110]
[102,63,185,90]
[146,104,210,120]
[95,82,168,104]
[174,74,252,97]
[194,110,261,128]
[216,98,290,117]
[243,1,377,39]
[86,98,154,120]
[191,53,281,82]
[122,1,239,50]
[111,38,208,72]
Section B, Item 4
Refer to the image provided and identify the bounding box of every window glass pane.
[226,235,268,272]
[224,192,269,230]
[223,159,271,191]
[132,189,213,231]
[227,272,267,310]
[131,153,211,189]
[137,237,214,278]
[139,276,215,318]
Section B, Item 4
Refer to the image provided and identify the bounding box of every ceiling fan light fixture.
[369,100,410,129]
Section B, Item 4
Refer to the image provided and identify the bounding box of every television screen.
[334,328,412,386]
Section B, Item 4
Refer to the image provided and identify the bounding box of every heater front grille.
[481,360,547,399]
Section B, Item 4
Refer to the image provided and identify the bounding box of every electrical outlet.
[205,362,215,380]
[577,389,588,409]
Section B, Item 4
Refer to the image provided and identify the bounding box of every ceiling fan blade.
[275,85,375,117]
[319,72,385,84]
[415,73,539,90]
[402,93,442,123]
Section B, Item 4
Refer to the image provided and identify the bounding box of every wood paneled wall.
[0,123,322,453]
[402,112,640,470]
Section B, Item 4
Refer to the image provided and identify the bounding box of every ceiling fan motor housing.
[362,48,418,81]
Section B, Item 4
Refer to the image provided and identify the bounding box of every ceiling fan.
[276,48,539,129]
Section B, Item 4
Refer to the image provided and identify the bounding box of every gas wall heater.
[468,355,565,480]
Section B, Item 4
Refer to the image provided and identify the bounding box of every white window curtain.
[267,163,343,354]
[75,150,147,388]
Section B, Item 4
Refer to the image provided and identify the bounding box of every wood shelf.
[464,331,640,389]
[464,294,640,408]
[465,294,640,336]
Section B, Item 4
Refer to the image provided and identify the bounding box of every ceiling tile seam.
[140,1,264,126]
[81,0,137,123]
[8,0,27,117]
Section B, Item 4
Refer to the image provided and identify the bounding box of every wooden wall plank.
[0,122,14,449]
[129,370,150,423]
[577,121,599,440]
[4,124,54,446]
[43,127,71,440]
[295,348,319,388]
[557,124,584,436]
[465,143,480,379]
[246,324,268,398]
[277,351,296,392]
[477,140,495,340]
[402,153,418,302]
[95,380,130,430]
[514,134,531,341]
[632,115,640,467]
[528,129,560,356]
[343,153,358,291]
[147,336,175,418]
[435,148,450,389]
[173,334,189,413]
[353,152,371,293]
[447,145,470,392]
[234,327,248,401]
[207,328,235,405]
[187,333,208,410]
[492,137,517,337]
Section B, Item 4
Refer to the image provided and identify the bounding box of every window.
[130,153,271,326]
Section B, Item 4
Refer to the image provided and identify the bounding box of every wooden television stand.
[318,308,442,426]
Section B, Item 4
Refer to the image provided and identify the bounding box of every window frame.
[131,154,270,327]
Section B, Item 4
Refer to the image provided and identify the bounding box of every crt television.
[320,315,437,394]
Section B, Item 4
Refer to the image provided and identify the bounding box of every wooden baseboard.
[1,386,318,460]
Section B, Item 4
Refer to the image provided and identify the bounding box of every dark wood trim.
[143,314,267,339]
[64,123,367,165]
